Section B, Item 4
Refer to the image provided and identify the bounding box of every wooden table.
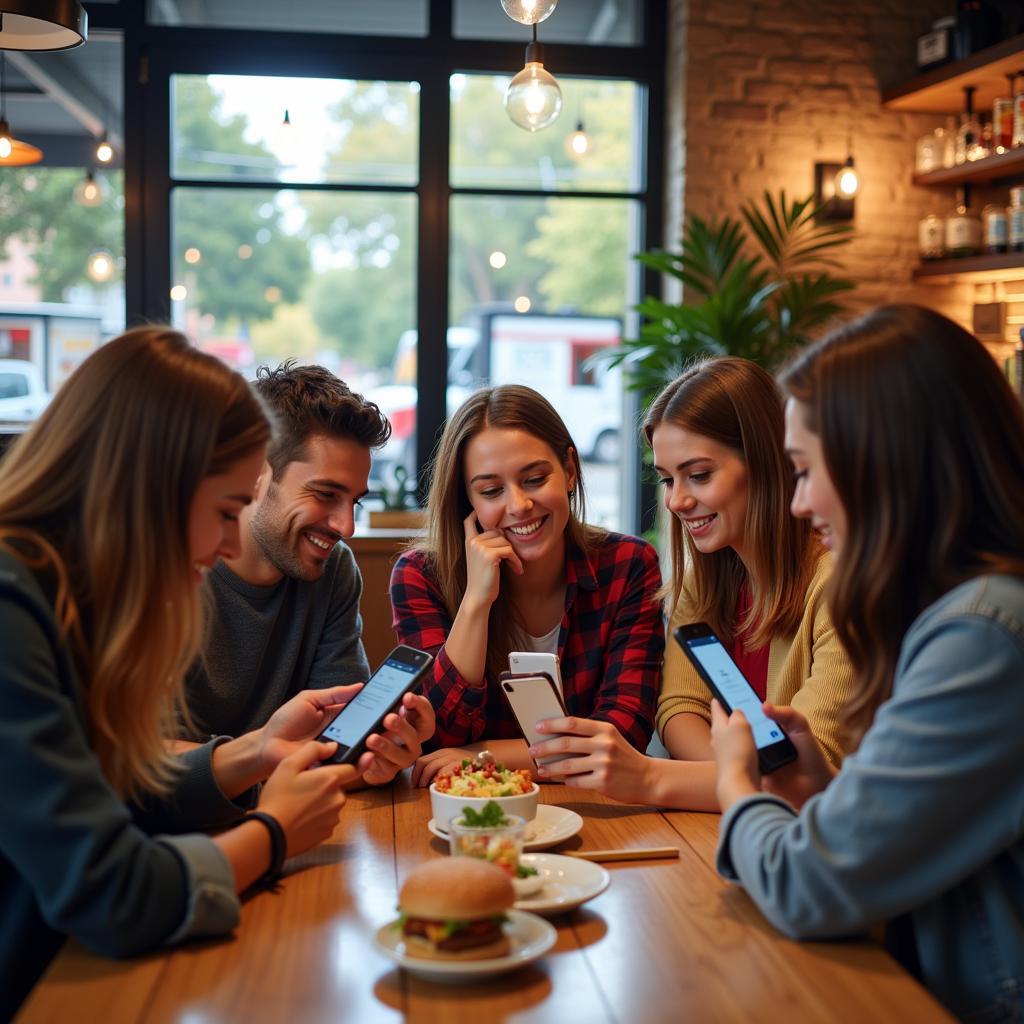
[18,780,951,1023]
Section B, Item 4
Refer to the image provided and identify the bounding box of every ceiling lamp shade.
[0,117,40,165]
[0,1,87,51]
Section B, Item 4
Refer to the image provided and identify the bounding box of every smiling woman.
[390,384,664,782]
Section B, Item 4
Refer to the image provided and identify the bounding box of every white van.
[0,359,51,423]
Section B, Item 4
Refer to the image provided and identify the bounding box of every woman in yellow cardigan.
[531,358,854,809]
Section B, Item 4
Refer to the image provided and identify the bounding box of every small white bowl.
[429,782,540,832]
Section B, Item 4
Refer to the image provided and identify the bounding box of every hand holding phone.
[673,623,796,774]
[316,645,433,765]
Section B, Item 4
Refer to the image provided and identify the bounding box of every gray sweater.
[717,574,1024,1023]
[0,550,247,1021]
[185,543,370,739]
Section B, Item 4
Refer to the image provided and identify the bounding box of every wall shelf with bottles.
[912,146,1024,186]
[913,251,1024,283]
[883,34,1024,114]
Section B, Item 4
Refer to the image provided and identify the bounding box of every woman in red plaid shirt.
[389,384,664,784]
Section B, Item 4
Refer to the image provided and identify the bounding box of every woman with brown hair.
[390,384,664,783]
[712,305,1024,1022]
[0,328,384,1018]
[533,357,853,809]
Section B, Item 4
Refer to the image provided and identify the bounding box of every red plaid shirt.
[390,532,664,751]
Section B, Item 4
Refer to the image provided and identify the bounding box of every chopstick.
[564,846,680,863]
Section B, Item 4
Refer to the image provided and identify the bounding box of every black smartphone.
[673,623,797,774]
[315,645,433,765]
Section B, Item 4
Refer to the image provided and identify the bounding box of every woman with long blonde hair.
[533,358,854,809]
[390,384,664,783]
[1,328,365,1018]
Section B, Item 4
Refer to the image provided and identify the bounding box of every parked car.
[0,359,51,423]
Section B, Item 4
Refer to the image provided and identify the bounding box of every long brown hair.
[644,357,819,649]
[0,327,271,798]
[416,384,602,680]
[781,304,1024,744]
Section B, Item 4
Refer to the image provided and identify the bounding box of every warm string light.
[74,169,103,206]
[565,119,591,159]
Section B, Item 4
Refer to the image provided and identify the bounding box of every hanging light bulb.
[73,169,103,206]
[500,0,558,25]
[565,119,591,158]
[834,155,859,199]
[95,133,113,163]
[505,40,561,132]
[0,54,42,166]
[86,249,114,283]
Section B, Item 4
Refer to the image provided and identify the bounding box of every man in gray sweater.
[184,362,433,776]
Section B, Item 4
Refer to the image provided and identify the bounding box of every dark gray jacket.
[0,550,246,1020]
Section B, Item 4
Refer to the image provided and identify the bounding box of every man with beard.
[183,362,433,781]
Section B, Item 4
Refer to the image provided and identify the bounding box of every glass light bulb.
[74,173,102,207]
[505,62,562,132]
[500,0,558,25]
[0,135,12,159]
[566,122,591,158]
[834,164,859,198]
[96,138,113,163]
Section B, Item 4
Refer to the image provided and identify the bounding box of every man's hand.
[257,684,364,777]
[357,693,436,786]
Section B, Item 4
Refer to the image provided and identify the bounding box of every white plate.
[427,803,584,852]
[513,853,611,916]
[374,908,557,983]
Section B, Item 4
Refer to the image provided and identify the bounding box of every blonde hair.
[0,327,271,799]
[644,357,818,650]
[415,385,602,681]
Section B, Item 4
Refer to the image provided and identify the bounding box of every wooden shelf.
[883,34,1024,113]
[913,147,1024,186]
[913,251,1024,283]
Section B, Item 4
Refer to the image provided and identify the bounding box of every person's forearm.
[648,758,721,812]
[443,597,491,687]
[465,738,533,772]
[663,712,715,761]
[210,731,266,798]
[214,819,272,893]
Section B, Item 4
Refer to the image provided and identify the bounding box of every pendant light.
[95,132,113,163]
[0,0,87,51]
[0,53,41,166]
[73,169,103,206]
[500,0,557,25]
[565,119,591,159]
[505,24,561,132]
[834,155,859,199]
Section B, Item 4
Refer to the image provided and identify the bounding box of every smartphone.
[499,672,574,766]
[673,623,797,774]
[508,651,563,698]
[316,645,433,765]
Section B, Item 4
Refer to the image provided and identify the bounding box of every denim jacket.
[717,574,1024,1023]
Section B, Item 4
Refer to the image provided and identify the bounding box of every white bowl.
[429,782,540,831]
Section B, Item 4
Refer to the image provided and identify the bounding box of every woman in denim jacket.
[711,305,1024,1023]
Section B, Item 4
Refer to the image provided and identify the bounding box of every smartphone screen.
[674,624,796,772]
[318,646,432,763]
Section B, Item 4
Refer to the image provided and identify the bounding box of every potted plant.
[596,191,856,398]
[368,464,427,530]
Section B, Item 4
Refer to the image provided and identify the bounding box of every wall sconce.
[814,161,855,221]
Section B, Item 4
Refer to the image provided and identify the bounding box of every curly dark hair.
[253,361,391,479]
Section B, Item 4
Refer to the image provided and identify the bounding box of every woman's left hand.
[411,747,477,788]
[258,684,365,776]
[530,717,652,805]
[710,699,761,811]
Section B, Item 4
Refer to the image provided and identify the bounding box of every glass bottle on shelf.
[983,203,1008,254]
[1014,72,1024,148]
[915,129,946,174]
[956,86,981,165]
[945,188,982,258]
[918,212,946,260]
[994,75,1015,153]
[1009,187,1024,252]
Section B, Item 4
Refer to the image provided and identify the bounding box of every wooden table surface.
[18,779,952,1024]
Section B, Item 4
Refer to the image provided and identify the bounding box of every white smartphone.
[508,651,563,698]
[499,672,574,766]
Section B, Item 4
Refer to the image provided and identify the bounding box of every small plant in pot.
[368,464,427,529]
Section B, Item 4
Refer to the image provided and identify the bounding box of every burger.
[397,858,515,960]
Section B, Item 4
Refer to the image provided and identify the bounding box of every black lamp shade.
[0,1,87,52]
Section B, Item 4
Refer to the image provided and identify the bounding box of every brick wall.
[665,0,982,338]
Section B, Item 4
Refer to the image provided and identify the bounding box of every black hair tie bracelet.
[246,811,287,887]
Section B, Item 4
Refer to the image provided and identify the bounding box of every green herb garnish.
[458,800,511,828]
[516,864,539,879]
